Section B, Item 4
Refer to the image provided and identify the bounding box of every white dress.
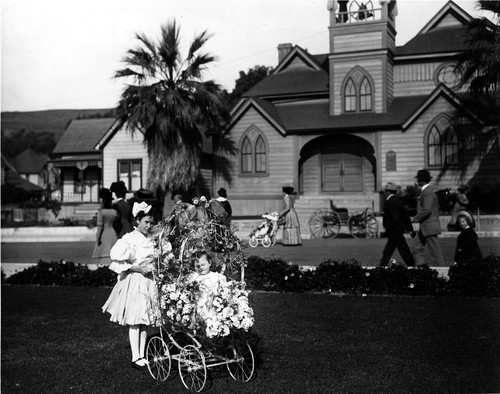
[190,271,227,322]
[102,230,160,326]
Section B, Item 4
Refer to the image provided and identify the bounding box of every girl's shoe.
[131,358,147,369]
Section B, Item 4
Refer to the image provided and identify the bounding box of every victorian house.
[214,0,499,230]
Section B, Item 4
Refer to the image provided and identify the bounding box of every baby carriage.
[249,212,280,248]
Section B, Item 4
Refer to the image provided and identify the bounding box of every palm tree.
[115,20,230,215]
[456,1,500,108]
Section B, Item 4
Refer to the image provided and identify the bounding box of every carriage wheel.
[262,235,272,248]
[348,211,378,238]
[309,209,341,238]
[226,342,255,382]
[178,344,207,392]
[248,235,258,248]
[146,335,171,381]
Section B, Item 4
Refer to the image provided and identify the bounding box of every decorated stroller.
[248,212,280,248]
[146,197,256,392]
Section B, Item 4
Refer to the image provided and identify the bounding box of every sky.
[0,0,489,113]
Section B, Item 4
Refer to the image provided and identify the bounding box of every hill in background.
[1,108,115,141]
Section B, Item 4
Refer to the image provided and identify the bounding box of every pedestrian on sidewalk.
[412,170,445,266]
[110,181,133,239]
[379,182,415,267]
[92,188,118,264]
[279,186,302,246]
[454,216,483,264]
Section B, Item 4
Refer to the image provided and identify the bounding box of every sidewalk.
[2,224,499,243]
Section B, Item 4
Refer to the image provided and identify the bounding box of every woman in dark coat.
[92,188,119,264]
[279,186,302,246]
[454,216,483,264]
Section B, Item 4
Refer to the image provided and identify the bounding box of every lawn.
[2,285,500,393]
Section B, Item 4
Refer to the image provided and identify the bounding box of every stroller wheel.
[262,235,272,248]
[249,235,259,248]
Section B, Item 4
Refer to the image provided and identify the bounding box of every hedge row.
[3,255,500,298]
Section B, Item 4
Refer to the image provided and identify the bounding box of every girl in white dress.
[189,252,227,323]
[102,202,161,370]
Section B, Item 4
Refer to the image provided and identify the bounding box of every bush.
[447,254,500,297]
[5,260,116,287]
[4,255,499,298]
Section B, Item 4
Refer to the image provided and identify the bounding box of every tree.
[456,1,500,113]
[228,65,273,107]
[114,20,230,214]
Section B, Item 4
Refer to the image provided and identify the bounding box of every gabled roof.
[228,97,287,135]
[52,118,116,154]
[274,46,327,74]
[12,148,48,174]
[268,95,428,133]
[243,69,329,98]
[395,1,472,57]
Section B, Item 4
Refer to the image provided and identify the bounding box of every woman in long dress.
[92,188,118,264]
[279,186,302,246]
[102,202,162,370]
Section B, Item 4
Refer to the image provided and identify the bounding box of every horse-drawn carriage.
[308,201,378,239]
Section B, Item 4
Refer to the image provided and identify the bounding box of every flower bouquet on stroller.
[146,196,256,390]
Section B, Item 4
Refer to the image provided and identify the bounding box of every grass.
[2,285,500,393]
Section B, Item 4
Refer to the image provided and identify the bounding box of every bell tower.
[327,0,398,115]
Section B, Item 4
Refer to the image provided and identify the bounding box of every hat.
[110,181,128,195]
[282,186,294,194]
[384,182,398,192]
[134,188,155,201]
[99,188,112,200]
[171,189,184,200]
[217,188,227,198]
[415,169,432,183]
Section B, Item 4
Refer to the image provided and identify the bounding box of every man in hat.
[110,181,133,238]
[412,169,445,266]
[380,182,415,267]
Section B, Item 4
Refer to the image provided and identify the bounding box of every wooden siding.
[102,126,148,195]
[216,107,296,216]
[380,96,500,190]
[332,58,384,115]
[394,62,441,97]
[333,31,383,52]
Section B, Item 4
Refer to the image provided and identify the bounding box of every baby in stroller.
[249,212,280,248]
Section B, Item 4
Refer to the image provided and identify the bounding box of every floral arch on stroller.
[146,197,256,392]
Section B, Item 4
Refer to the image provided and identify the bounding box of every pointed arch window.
[360,77,372,111]
[428,126,442,166]
[342,68,374,113]
[255,136,267,173]
[426,117,461,167]
[241,136,252,173]
[239,127,269,176]
[344,79,356,112]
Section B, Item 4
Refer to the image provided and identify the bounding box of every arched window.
[239,127,269,176]
[241,136,252,173]
[426,117,461,167]
[344,79,356,112]
[444,125,459,165]
[359,77,372,111]
[342,68,374,113]
[428,126,442,166]
[255,136,267,173]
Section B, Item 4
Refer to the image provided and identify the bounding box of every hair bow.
[132,201,152,217]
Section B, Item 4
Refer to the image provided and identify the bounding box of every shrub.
[447,254,500,297]
[6,260,116,287]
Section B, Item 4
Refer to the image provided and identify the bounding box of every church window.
[360,77,372,111]
[345,79,356,112]
[241,136,252,173]
[342,68,374,113]
[255,136,267,173]
[426,117,461,167]
[239,127,269,176]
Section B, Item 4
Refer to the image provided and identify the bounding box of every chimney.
[277,43,293,64]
